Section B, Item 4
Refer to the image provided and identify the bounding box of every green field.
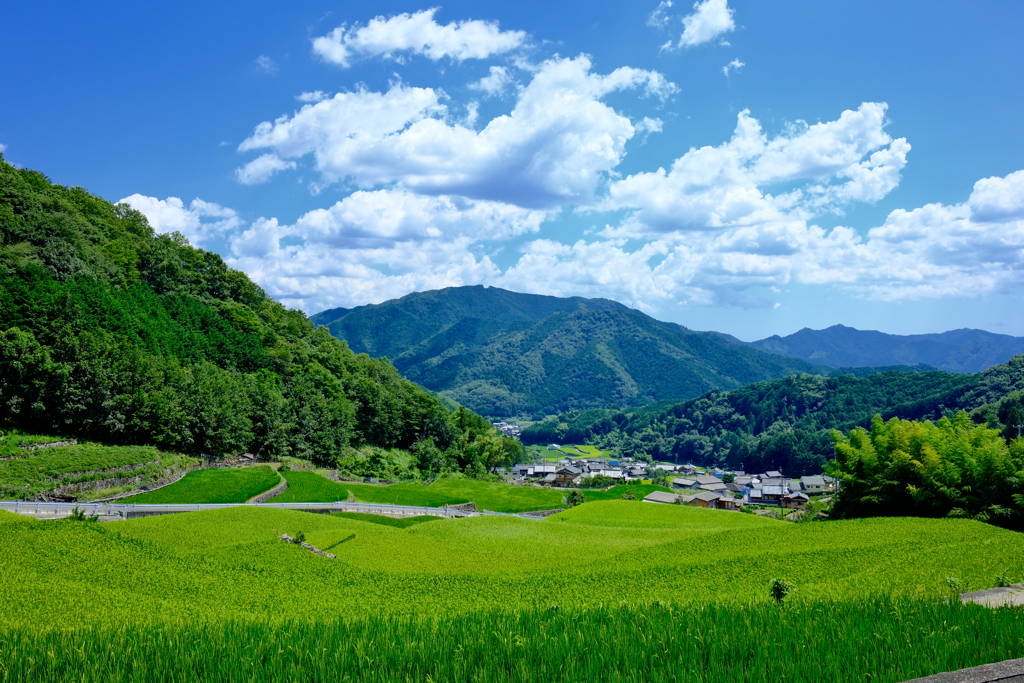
[526,443,614,462]
[2,502,1023,681]
[582,483,672,501]
[0,438,196,501]
[272,472,567,512]
[3,502,1021,623]
[1,599,1020,683]
[121,466,281,504]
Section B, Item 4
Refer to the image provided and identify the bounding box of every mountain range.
[750,325,1024,373]
[312,287,932,417]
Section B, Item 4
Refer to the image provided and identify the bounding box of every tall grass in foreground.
[1,599,1021,683]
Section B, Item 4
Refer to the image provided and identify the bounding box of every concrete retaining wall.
[901,657,1024,682]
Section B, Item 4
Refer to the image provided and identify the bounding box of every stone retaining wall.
[248,475,288,504]
[520,508,565,518]
[90,463,203,503]
[18,439,77,451]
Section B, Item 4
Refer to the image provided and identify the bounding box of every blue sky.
[3,0,1024,340]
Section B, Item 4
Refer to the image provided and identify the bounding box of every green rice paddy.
[272,471,566,512]
[1,599,1020,683]
[120,465,280,504]
[2,501,1023,681]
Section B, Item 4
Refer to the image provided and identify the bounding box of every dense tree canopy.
[828,413,1024,529]
[0,157,520,471]
[522,363,1024,477]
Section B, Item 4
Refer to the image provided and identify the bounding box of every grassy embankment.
[0,433,196,501]
[1,502,1023,681]
[120,465,281,504]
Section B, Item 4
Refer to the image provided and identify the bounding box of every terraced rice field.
[0,438,196,501]
[2,501,1023,681]
[272,471,566,512]
[120,465,280,504]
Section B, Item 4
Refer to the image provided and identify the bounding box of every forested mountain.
[751,324,1024,373]
[521,356,1024,477]
[0,157,517,473]
[313,286,846,417]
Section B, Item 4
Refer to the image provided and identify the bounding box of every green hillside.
[312,285,854,417]
[0,158,514,475]
[121,465,281,504]
[522,357,1024,476]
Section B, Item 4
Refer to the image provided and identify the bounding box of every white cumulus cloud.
[236,55,677,207]
[118,195,242,247]
[469,65,514,97]
[679,0,735,48]
[312,8,527,68]
[722,58,744,76]
[235,154,297,185]
[969,169,1024,223]
[226,189,548,311]
[601,102,908,238]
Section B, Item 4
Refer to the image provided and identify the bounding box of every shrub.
[564,490,586,508]
[769,578,794,604]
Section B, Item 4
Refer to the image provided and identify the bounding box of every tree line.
[0,157,521,474]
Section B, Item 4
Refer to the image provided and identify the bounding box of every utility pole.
[1015,424,1024,439]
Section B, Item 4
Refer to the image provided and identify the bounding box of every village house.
[781,492,810,509]
[799,475,833,494]
[749,485,789,504]
[672,477,698,489]
[553,466,582,487]
[699,482,729,493]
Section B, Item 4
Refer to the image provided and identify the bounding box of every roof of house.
[556,466,581,475]
[759,478,787,487]
[673,477,697,487]
[644,491,680,504]
[700,482,728,491]
[765,470,783,478]
[693,490,723,502]
[543,473,557,482]
[786,492,810,500]
[725,482,743,492]
[801,475,828,486]
[692,475,721,486]
[759,485,789,496]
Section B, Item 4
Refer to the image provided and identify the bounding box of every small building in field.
[644,491,681,505]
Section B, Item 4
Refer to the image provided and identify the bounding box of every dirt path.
[961,582,1024,607]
